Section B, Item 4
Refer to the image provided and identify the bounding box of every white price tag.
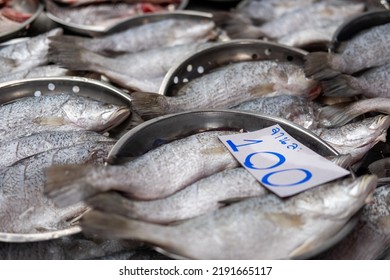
[218,124,350,197]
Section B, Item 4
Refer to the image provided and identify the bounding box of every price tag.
[218,124,350,197]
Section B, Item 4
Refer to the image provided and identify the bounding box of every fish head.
[62,97,130,132]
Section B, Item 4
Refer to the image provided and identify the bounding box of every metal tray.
[331,10,390,51]
[107,109,358,259]
[159,39,307,96]
[0,76,131,243]
[0,0,43,43]
[45,0,190,36]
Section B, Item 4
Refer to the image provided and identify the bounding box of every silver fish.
[321,63,390,98]
[52,17,216,55]
[44,130,239,206]
[81,175,377,260]
[0,93,130,143]
[0,141,114,234]
[49,39,214,92]
[87,167,268,224]
[319,97,390,128]
[0,130,115,169]
[232,95,322,130]
[304,22,390,80]
[312,115,390,164]
[130,60,320,119]
[53,0,180,6]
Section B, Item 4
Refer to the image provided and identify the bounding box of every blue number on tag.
[226,139,263,152]
[244,151,286,170]
[261,168,312,187]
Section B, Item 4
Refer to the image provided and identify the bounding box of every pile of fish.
[0,0,390,259]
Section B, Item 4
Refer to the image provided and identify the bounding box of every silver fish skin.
[312,115,390,164]
[54,18,216,55]
[319,97,390,128]
[87,167,268,224]
[317,185,390,260]
[0,130,115,169]
[304,22,390,80]
[49,39,214,92]
[321,63,390,98]
[53,0,179,6]
[0,93,130,143]
[0,141,114,234]
[130,60,320,119]
[0,28,63,74]
[81,175,377,260]
[45,130,240,206]
[232,95,322,129]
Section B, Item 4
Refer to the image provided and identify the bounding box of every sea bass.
[81,175,377,259]
[0,130,115,169]
[304,22,390,80]
[87,167,268,224]
[49,39,214,92]
[130,60,319,119]
[0,141,114,234]
[312,115,390,164]
[45,130,240,206]
[0,93,130,142]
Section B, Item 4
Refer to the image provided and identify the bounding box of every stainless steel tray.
[0,76,131,242]
[159,39,307,96]
[0,0,43,43]
[107,109,358,259]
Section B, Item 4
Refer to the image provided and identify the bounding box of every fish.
[311,115,390,164]
[130,60,320,119]
[304,22,390,80]
[0,14,20,34]
[318,97,390,128]
[53,0,180,6]
[316,185,390,260]
[49,39,214,92]
[0,141,114,234]
[232,95,322,130]
[44,130,240,206]
[80,174,377,260]
[0,28,63,75]
[86,167,268,224]
[0,93,130,143]
[321,63,390,98]
[0,130,115,169]
[50,17,216,55]
[368,157,390,179]
[45,0,170,31]
[224,2,364,41]
[1,6,32,23]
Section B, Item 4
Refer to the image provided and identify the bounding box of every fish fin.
[319,102,357,127]
[304,52,342,80]
[129,91,170,119]
[49,34,90,50]
[201,146,229,155]
[327,153,353,169]
[249,83,276,97]
[321,75,360,97]
[218,196,260,207]
[44,164,100,208]
[86,192,135,219]
[289,238,321,259]
[33,116,66,126]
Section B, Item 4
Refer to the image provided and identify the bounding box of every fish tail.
[318,103,357,128]
[328,154,353,169]
[321,75,360,97]
[129,91,171,119]
[304,52,343,80]
[44,164,101,208]
[81,210,168,243]
[49,34,90,50]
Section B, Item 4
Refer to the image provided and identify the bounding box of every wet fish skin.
[130,60,319,119]
[81,175,377,259]
[49,39,214,92]
[0,130,115,169]
[312,115,390,164]
[232,95,322,129]
[304,22,390,80]
[0,93,130,142]
[45,131,240,206]
[321,64,390,98]
[87,167,268,224]
[53,0,179,6]
[53,18,216,55]
[0,141,114,234]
